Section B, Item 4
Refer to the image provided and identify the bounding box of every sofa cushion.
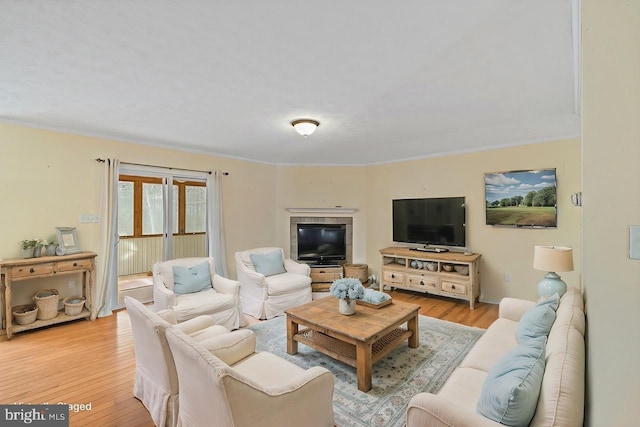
[250,250,286,277]
[173,289,235,322]
[516,293,558,343]
[459,318,519,372]
[438,367,488,412]
[476,335,547,427]
[172,261,213,294]
[264,272,312,295]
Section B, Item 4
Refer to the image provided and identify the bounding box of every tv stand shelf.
[379,247,481,309]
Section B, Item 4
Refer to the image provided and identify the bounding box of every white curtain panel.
[207,171,228,277]
[93,158,120,319]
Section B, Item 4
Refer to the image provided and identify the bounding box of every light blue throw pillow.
[516,293,559,343]
[477,335,547,427]
[250,250,286,277]
[172,262,212,294]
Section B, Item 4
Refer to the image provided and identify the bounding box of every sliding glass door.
[116,166,208,305]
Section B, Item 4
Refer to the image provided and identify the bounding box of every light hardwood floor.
[0,290,498,426]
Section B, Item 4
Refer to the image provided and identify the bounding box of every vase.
[45,245,57,256]
[22,247,34,259]
[33,246,43,257]
[338,298,356,315]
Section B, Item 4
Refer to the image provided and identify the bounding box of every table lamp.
[533,246,574,298]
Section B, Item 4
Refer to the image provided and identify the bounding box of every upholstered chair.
[234,247,312,319]
[165,326,335,427]
[124,296,230,427]
[153,257,243,330]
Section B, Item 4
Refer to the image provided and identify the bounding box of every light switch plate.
[630,226,640,260]
[80,214,100,223]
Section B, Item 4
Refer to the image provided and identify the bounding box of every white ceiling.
[0,1,580,165]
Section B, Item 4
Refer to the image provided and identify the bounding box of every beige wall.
[273,140,581,304]
[364,139,581,303]
[0,123,276,283]
[274,166,368,262]
[582,1,640,425]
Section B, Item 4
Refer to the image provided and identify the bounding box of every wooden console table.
[380,247,481,309]
[1,252,97,339]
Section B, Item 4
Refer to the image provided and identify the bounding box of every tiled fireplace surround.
[289,216,353,264]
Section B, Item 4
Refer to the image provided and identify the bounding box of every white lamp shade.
[533,246,574,272]
[291,119,319,136]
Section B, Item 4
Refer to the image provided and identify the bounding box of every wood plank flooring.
[0,290,498,426]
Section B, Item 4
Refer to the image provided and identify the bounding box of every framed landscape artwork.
[484,168,557,228]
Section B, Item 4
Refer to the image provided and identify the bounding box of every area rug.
[248,314,484,427]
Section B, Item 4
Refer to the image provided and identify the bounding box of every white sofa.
[407,287,585,427]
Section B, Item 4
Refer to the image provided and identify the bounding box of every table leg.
[356,342,373,392]
[286,317,298,355]
[408,313,419,348]
[5,277,12,339]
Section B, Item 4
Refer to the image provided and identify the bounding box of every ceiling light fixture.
[291,119,319,136]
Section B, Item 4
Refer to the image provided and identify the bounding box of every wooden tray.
[356,298,392,309]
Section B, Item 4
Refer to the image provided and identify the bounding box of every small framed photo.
[56,227,81,254]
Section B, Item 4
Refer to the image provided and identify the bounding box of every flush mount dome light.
[291,119,319,136]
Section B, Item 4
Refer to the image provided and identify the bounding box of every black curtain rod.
[95,158,229,175]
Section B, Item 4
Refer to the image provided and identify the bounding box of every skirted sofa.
[407,287,585,427]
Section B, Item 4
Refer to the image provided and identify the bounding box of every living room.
[0,1,638,426]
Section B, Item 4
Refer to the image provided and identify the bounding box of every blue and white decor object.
[533,246,574,298]
[330,278,365,315]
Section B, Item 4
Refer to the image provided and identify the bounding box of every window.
[118,175,206,237]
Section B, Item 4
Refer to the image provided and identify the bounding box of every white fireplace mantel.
[286,207,358,214]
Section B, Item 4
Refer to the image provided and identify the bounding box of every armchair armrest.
[259,366,333,395]
[225,366,334,427]
[407,393,501,427]
[199,329,256,365]
[284,258,311,276]
[174,315,218,335]
[212,274,241,296]
[153,277,176,311]
[499,297,535,322]
[156,309,178,324]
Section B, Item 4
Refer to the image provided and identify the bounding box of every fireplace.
[290,217,353,264]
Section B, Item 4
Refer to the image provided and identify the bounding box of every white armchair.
[153,257,243,330]
[124,296,230,427]
[166,326,335,427]
[235,247,312,319]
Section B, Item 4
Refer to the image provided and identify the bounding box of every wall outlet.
[68,280,76,289]
[504,273,512,283]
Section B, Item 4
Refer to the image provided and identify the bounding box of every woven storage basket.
[33,289,59,320]
[63,296,86,316]
[343,264,368,284]
[12,304,38,325]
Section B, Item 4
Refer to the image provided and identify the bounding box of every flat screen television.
[393,197,466,247]
[484,168,557,228]
[297,224,346,264]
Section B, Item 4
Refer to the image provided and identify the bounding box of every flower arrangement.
[329,278,365,302]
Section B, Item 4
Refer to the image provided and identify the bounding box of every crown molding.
[286,207,358,214]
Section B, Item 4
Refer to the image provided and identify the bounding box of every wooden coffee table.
[285,297,420,392]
